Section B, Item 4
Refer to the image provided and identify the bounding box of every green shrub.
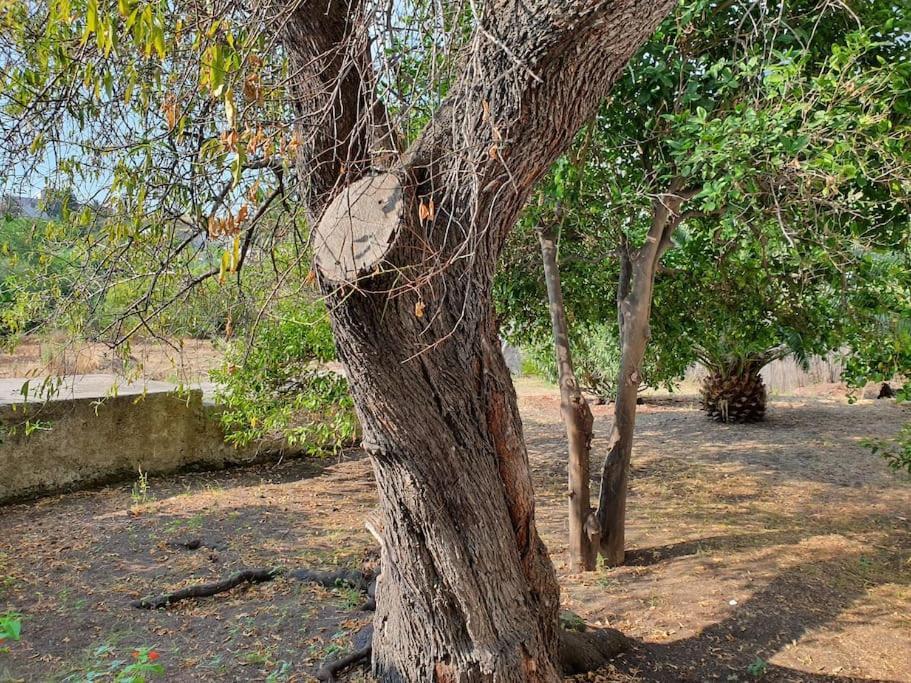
[572,323,624,401]
[520,323,621,399]
[0,218,75,339]
[211,299,358,454]
[0,611,21,643]
[520,321,675,401]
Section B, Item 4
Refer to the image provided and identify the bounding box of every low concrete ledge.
[0,375,287,504]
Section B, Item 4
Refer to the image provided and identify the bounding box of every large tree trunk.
[284,0,677,677]
[538,225,598,572]
[330,284,562,681]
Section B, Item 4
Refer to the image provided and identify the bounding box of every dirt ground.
[0,378,909,682]
[0,338,220,383]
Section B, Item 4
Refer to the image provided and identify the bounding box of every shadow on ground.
[615,545,910,682]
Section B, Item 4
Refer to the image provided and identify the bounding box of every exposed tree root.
[290,568,373,591]
[133,563,629,678]
[130,568,281,609]
[316,645,372,682]
[291,568,377,611]
[130,569,281,609]
[132,565,377,611]
[313,624,631,681]
[559,627,633,675]
[315,624,373,682]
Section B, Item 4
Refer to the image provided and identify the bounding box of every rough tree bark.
[538,223,599,572]
[596,182,692,565]
[282,0,676,678]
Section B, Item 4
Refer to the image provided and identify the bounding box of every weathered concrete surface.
[0,375,184,404]
[0,375,285,504]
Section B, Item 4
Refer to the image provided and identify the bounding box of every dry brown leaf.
[162,98,178,130]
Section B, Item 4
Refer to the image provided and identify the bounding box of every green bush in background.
[210,298,358,455]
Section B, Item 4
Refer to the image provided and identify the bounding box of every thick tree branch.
[396,0,680,275]
[283,0,396,217]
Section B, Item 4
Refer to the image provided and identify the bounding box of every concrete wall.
[0,377,285,504]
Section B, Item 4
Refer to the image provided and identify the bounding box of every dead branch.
[130,568,281,609]
[131,563,379,611]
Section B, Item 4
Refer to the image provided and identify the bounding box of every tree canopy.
[496,0,911,397]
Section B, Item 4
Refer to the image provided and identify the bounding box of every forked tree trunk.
[595,246,651,566]
[284,0,677,677]
[538,225,599,572]
[596,187,691,565]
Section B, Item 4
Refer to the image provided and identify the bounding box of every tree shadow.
[0,494,379,681]
[625,397,908,489]
[613,549,910,682]
[152,446,369,495]
[623,529,807,567]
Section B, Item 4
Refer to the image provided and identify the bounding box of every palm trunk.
[699,348,786,423]
[538,225,598,572]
